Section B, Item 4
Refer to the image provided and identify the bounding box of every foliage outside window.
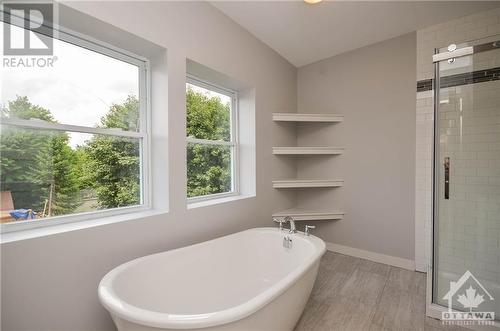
[186,78,238,199]
[0,22,148,229]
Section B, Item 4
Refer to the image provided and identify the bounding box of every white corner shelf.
[273,208,345,221]
[273,147,344,155]
[272,179,343,189]
[273,113,343,123]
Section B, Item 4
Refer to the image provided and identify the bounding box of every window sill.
[187,194,254,210]
[0,209,168,244]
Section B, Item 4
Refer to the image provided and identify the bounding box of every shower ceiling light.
[304,0,322,4]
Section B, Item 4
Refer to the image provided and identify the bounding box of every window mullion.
[186,137,234,146]
[1,117,145,139]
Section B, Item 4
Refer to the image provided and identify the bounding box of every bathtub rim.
[98,227,326,330]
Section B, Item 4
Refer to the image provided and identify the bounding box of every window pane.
[187,142,232,198]
[0,125,141,223]
[186,83,231,141]
[1,23,140,131]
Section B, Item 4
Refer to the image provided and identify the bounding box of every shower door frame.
[426,36,500,329]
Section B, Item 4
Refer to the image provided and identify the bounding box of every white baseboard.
[415,261,427,273]
[325,242,416,271]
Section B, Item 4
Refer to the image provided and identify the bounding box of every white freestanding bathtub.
[98,227,326,331]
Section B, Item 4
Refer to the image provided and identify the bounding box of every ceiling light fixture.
[304,0,322,4]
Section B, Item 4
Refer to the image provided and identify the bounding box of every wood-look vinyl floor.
[294,252,468,331]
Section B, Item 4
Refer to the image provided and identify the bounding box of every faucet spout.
[284,216,296,233]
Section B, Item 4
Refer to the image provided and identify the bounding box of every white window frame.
[0,14,151,234]
[186,75,240,203]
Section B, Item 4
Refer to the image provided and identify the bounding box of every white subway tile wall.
[415,7,500,288]
[415,89,434,272]
[417,8,500,81]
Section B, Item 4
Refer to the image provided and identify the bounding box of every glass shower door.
[433,36,500,321]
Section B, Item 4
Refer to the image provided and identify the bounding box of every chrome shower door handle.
[444,157,450,199]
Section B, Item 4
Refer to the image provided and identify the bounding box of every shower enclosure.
[430,35,500,324]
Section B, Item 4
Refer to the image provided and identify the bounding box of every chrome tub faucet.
[273,216,296,233]
[284,216,296,234]
[273,217,286,231]
[304,225,316,236]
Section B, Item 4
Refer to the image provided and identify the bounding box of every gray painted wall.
[296,33,417,261]
[0,2,296,330]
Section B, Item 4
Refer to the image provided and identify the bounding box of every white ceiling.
[211,1,500,67]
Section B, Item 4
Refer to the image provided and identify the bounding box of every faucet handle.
[273,217,287,231]
[304,225,316,236]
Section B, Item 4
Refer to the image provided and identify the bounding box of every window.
[186,76,238,200]
[0,19,149,230]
